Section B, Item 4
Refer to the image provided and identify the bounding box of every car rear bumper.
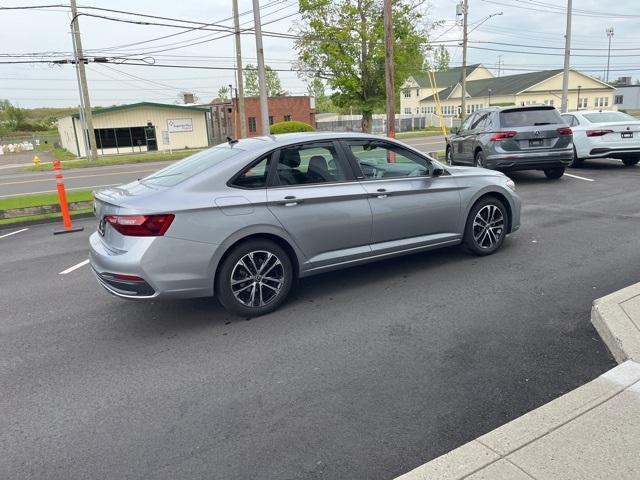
[89,232,219,300]
[486,150,573,170]
[586,147,640,159]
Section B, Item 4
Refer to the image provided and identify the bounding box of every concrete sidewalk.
[396,283,640,480]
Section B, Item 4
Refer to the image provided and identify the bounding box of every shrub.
[269,120,315,134]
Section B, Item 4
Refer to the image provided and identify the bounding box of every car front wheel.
[544,167,565,179]
[463,197,508,256]
[622,158,639,167]
[474,150,486,168]
[446,146,453,165]
[216,239,293,317]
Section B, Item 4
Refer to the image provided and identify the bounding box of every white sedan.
[561,110,640,167]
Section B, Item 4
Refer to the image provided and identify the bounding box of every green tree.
[244,64,286,97]
[295,0,428,132]
[428,45,450,72]
[0,100,27,130]
[307,78,336,113]
[217,85,230,101]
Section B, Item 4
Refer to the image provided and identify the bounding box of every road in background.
[4,159,637,479]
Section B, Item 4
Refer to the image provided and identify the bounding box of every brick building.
[231,96,316,137]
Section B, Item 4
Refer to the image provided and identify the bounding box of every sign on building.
[167,118,193,133]
[161,130,170,145]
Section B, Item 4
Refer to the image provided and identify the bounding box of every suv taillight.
[586,129,613,137]
[104,214,174,236]
[490,131,517,141]
[556,127,573,135]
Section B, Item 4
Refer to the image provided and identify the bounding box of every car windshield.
[582,112,637,123]
[141,147,241,186]
[500,108,563,127]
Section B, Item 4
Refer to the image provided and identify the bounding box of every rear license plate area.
[529,139,544,147]
[622,132,633,139]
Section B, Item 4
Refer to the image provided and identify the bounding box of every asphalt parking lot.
[4,159,639,479]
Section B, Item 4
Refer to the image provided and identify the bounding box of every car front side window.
[346,140,432,180]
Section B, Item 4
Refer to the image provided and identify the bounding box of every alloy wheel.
[230,250,284,307]
[472,205,504,249]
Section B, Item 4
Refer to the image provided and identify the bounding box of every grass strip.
[0,190,94,210]
[0,208,93,226]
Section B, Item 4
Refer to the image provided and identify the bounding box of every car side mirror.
[432,166,444,177]
[450,127,459,135]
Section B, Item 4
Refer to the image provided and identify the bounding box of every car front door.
[266,141,373,269]
[342,139,462,254]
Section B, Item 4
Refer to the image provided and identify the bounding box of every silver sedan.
[90,132,521,316]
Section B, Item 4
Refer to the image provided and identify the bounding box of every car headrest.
[280,149,301,168]
[308,155,329,172]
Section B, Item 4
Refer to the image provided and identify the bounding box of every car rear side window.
[500,108,563,128]
[141,147,240,186]
[275,143,348,186]
[232,155,271,189]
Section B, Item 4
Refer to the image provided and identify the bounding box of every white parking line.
[0,227,29,239]
[59,259,89,275]
[565,173,595,182]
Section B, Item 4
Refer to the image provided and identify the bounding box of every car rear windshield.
[582,112,637,123]
[499,108,563,128]
[141,147,241,186]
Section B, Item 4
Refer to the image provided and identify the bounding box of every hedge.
[270,120,315,134]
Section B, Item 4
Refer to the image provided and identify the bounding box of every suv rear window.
[500,108,563,128]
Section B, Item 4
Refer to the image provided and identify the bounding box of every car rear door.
[342,139,462,254]
[453,113,477,164]
[498,107,571,153]
[266,140,373,268]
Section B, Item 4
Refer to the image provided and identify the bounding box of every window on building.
[248,117,257,133]
[549,99,555,106]
[415,88,420,97]
[403,89,411,98]
[404,108,411,114]
[269,116,274,125]
[283,114,291,122]
[578,98,588,109]
[615,95,624,105]
[95,127,148,150]
[416,107,420,114]
[604,97,609,106]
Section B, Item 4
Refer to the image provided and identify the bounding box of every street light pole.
[232,0,247,138]
[459,0,469,122]
[560,0,573,113]
[606,27,614,83]
[488,88,492,107]
[577,85,582,111]
[251,0,270,136]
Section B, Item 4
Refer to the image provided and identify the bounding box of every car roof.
[221,131,393,151]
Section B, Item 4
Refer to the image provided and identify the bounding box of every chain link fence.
[315,113,460,134]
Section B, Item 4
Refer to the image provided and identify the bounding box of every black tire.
[463,197,508,256]
[544,167,565,179]
[216,239,293,317]
[446,146,454,165]
[474,150,486,168]
[569,146,583,168]
[622,158,639,167]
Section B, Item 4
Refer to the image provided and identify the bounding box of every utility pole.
[70,0,98,159]
[560,0,572,113]
[251,0,270,136]
[383,0,395,138]
[605,27,614,82]
[459,0,469,121]
[496,54,503,77]
[232,0,247,138]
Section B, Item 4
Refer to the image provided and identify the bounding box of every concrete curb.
[394,282,640,480]
[591,282,640,363]
[395,361,640,480]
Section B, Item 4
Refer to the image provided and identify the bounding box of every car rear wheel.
[622,158,639,167]
[474,150,486,168]
[463,197,508,256]
[569,146,583,168]
[216,239,293,317]
[544,167,565,179]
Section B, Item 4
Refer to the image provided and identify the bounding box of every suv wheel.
[544,167,565,179]
[570,147,583,168]
[216,239,293,317]
[446,146,454,165]
[463,197,508,256]
[474,150,486,168]
[622,158,639,167]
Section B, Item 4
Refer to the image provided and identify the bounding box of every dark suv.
[446,105,574,179]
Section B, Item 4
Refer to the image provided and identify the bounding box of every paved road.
[0,136,446,196]
[3,158,633,479]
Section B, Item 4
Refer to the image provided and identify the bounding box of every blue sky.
[1,0,638,108]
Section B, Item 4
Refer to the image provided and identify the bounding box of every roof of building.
[409,64,483,89]
[71,101,209,119]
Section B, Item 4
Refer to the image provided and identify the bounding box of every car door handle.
[375,188,388,199]
[279,196,303,206]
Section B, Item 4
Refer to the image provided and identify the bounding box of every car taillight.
[490,131,517,141]
[104,214,174,236]
[586,129,613,137]
[556,127,573,135]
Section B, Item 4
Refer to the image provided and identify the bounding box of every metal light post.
[576,85,582,111]
[606,27,614,82]
[488,88,492,107]
[560,0,573,113]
